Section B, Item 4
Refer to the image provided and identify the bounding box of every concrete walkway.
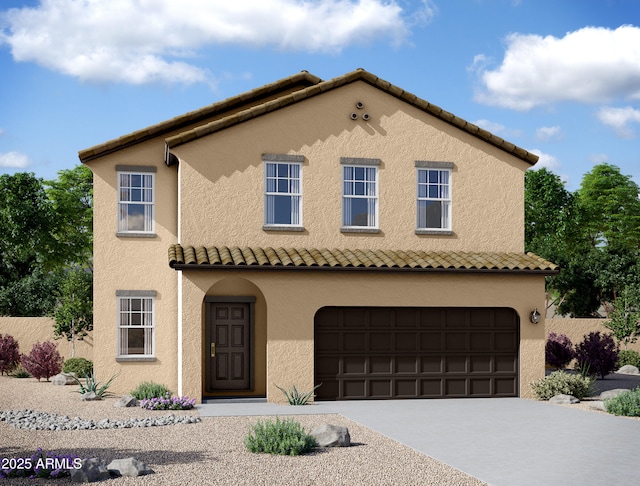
[198,396,640,486]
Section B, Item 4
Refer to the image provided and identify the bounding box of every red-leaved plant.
[20,342,63,381]
[545,332,574,369]
[0,334,21,375]
[574,331,619,379]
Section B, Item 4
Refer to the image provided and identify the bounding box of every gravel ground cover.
[0,376,486,485]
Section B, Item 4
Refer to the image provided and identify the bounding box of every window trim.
[341,162,379,231]
[116,291,156,360]
[263,158,303,229]
[415,163,453,233]
[116,168,155,237]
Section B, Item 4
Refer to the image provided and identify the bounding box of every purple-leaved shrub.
[575,331,619,379]
[545,332,574,369]
[20,342,63,382]
[0,334,20,375]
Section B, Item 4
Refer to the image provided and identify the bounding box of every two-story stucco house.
[79,69,557,403]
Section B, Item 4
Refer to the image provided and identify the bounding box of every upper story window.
[117,166,155,235]
[341,157,380,231]
[263,154,303,229]
[116,291,155,359]
[416,161,453,232]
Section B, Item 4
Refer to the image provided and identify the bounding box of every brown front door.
[206,302,251,391]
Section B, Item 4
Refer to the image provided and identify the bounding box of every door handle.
[211,343,215,357]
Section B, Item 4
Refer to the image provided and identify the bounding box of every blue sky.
[1,0,639,191]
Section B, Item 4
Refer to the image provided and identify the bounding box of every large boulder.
[70,458,110,483]
[52,372,77,386]
[549,394,579,404]
[617,365,640,375]
[107,457,154,477]
[587,401,606,411]
[114,395,139,408]
[601,389,630,400]
[311,423,351,447]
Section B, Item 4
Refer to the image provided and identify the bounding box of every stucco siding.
[179,270,545,403]
[174,81,528,253]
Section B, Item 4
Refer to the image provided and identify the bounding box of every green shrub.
[616,350,640,369]
[10,364,30,378]
[62,357,93,377]
[130,381,172,400]
[530,370,594,400]
[245,417,317,456]
[604,388,640,416]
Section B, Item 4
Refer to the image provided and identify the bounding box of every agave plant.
[274,383,322,405]
[72,371,119,399]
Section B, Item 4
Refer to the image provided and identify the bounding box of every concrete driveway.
[199,395,640,486]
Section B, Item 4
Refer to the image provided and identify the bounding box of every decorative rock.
[549,394,579,404]
[52,372,77,386]
[114,395,139,408]
[601,389,630,400]
[617,365,640,375]
[107,457,154,477]
[587,401,606,411]
[70,458,111,483]
[81,392,100,401]
[311,423,351,447]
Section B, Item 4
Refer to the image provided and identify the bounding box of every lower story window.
[117,294,154,357]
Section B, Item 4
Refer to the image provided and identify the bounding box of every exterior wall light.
[530,308,541,324]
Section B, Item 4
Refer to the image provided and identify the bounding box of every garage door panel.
[315,307,519,400]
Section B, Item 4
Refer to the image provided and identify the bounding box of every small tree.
[0,334,20,375]
[574,332,619,379]
[53,268,93,358]
[605,286,640,349]
[21,342,63,381]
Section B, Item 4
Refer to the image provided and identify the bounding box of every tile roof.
[168,244,558,275]
[165,69,538,165]
[78,71,322,162]
[79,68,538,166]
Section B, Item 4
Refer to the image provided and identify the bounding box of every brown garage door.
[314,307,519,400]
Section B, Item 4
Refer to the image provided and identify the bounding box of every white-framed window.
[117,171,154,234]
[117,293,155,357]
[342,164,378,228]
[417,167,451,231]
[264,161,302,226]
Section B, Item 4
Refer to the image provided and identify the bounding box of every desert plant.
[604,388,640,416]
[545,332,574,369]
[274,383,322,405]
[530,370,594,400]
[574,331,619,379]
[616,349,640,369]
[10,364,31,378]
[72,371,119,399]
[245,417,317,456]
[62,357,93,377]
[20,341,63,381]
[130,381,172,400]
[0,334,20,375]
[139,392,196,410]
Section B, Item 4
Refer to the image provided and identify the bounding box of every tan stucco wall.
[546,318,640,354]
[174,81,529,252]
[85,141,180,394]
[0,317,93,363]
[180,270,546,403]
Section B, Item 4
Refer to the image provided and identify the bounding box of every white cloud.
[535,125,563,142]
[597,106,640,138]
[473,25,640,110]
[0,151,31,169]
[473,119,522,138]
[0,0,428,86]
[529,149,561,172]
